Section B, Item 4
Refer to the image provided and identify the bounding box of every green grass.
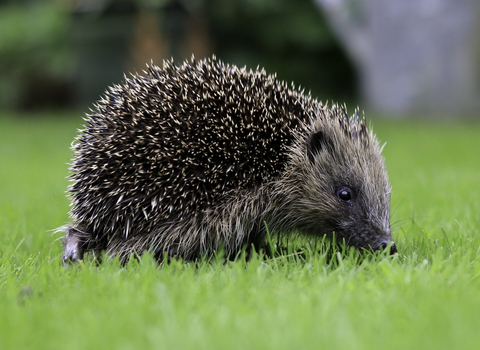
[1,111,479,350]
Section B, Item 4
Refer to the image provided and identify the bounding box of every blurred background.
[0,0,479,117]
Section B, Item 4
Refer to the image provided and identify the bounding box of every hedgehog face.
[284,120,395,254]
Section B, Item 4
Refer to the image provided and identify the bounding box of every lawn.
[0,111,479,350]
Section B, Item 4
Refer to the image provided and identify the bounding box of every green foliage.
[0,1,72,109]
[1,113,479,349]
[0,0,355,109]
[208,0,355,102]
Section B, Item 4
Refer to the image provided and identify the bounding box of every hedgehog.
[61,56,396,264]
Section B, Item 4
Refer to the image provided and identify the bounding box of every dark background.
[0,0,355,111]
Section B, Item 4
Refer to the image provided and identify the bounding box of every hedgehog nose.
[379,241,397,255]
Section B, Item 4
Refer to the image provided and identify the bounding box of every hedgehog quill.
[61,56,396,264]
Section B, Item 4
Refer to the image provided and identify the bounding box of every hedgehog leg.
[62,227,87,265]
[105,234,147,265]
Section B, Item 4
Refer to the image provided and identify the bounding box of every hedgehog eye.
[337,187,353,201]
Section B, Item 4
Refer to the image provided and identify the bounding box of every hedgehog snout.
[378,239,397,255]
[339,222,396,255]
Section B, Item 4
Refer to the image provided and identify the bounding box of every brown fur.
[61,56,395,264]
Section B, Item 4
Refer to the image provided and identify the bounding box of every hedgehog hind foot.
[62,226,87,265]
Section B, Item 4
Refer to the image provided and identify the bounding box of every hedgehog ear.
[308,130,334,162]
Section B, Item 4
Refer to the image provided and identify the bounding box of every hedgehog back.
[69,58,317,239]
